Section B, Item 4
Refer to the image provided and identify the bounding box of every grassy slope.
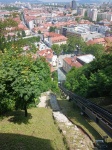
[0,108,66,150]
[57,97,112,143]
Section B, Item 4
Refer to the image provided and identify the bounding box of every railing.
[59,85,112,138]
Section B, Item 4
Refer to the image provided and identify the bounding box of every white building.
[87,8,97,21]
[97,12,112,21]
[61,24,106,41]
[77,54,95,65]
[28,20,34,30]
[107,13,112,21]
[92,9,97,22]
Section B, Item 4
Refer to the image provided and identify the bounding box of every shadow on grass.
[0,133,54,150]
[58,99,102,140]
[7,110,32,124]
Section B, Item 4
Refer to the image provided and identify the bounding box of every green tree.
[60,44,68,54]
[51,44,61,56]
[65,53,112,98]
[7,35,11,41]
[17,31,21,38]
[0,18,17,52]
[22,30,26,37]
[49,26,56,32]
[85,44,105,58]
[67,36,87,54]
[38,30,41,34]
[0,48,52,116]
[75,17,80,23]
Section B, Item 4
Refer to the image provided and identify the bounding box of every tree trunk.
[24,103,27,117]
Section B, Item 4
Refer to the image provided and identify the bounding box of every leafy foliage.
[49,26,57,32]
[65,53,112,98]
[84,44,104,58]
[22,30,26,37]
[51,36,104,58]
[0,48,52,116]
[0,18,18,52]
[51,44,61,56]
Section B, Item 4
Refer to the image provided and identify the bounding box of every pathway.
[38,92,93,150]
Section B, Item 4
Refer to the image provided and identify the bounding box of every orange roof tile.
[51,36,67,43]
[38,49,53,59]
[64,57,82,68]
[87,38,106,45]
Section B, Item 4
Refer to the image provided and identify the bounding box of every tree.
[0,18,17,52]
[17,31,21,38]
[49,26,56,32]
[22,30,26,37]
[0,48,52,117]
[75,17,80,23]
[60,44,68,54]
[67,36,87,54]
[65,53,112,98]
[38,30,41,34]
[12,12,19,18]
[51,44,61,56]
[7,35,11,41]
[84,44,105,58]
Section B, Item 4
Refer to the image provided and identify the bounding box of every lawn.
[57,96,112,143]
[0,108,66,150]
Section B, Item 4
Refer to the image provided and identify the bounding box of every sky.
[0,0,110,3]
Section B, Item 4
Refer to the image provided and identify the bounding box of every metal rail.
[59,85,112,138]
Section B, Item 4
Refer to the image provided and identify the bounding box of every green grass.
[57,96,112,143]
[0,108,66,150]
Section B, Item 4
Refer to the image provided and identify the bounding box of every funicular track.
[59,85,112,138]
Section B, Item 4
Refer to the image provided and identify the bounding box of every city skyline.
[0,0,111,3]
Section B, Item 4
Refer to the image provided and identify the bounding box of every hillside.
[0,108,66,150]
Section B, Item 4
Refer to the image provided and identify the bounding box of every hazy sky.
[0,0,110,3]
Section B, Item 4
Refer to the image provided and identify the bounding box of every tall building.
[71,0,77,10]
[87,8,97,21]
[92,9,97,21]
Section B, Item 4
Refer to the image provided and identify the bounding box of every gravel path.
[50,93,93,150]
[38,92,93,150]
[38,91,50,108]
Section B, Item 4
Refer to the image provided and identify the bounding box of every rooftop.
[77,54,95,64]
[64,57,82,68]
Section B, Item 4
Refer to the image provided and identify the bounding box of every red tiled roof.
[64,57,82,68]
[18,23,28,30]
[51,36,67,43]
[33,27,47,33]
[38,49,53,59]
[44,32,61,37]
[87,38,106,45]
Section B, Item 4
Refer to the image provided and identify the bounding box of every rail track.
[59,85,112,138]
